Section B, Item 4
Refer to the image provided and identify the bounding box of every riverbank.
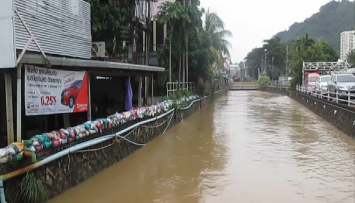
[0,88,226,203]
[263,87,355,139]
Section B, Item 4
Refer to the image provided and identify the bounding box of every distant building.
[229,65,240,77]
[340,30,355,61]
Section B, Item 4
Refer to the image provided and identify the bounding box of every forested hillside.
[276,0,355,53]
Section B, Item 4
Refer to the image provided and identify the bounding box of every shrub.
[257,76,270,88]
[16,172,47,203]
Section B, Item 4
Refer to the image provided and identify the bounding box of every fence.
[296,85,355,106]
[166,82,195,97]
[106,44,164,66]
[269,80,291,87]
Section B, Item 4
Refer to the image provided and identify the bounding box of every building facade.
[340,30,355,61]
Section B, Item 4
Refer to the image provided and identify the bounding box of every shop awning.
[20,54,165,72]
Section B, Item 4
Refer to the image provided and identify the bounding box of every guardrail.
[269,80,290,87]
[166,82,195,97]
[296,85,355,106]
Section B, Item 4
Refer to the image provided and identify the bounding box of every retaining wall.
[263,87,355,138]
[3,94,218,203]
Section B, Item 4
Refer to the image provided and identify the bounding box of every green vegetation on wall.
[15,172,47,203]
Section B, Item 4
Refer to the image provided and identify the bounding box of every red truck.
[305,72,320,93]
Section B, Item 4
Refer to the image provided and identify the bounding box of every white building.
[229,65,240,77]
[340,30,355,61]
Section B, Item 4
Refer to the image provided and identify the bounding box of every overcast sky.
[199,0,333,63]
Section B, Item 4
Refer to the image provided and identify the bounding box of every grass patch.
[15,172,47,203]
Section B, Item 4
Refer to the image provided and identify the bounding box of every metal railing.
[166,82,195,97]
[107,44,164,66]
[269,80,291,87]
[296,85,355,106]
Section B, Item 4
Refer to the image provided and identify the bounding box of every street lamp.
[264,49,267,75]
[243,59,247,79]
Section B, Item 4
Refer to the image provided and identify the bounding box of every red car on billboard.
[61,80,82,108]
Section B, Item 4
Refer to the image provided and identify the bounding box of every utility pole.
[182,0,186,90]
[272,57,274,81]
[286,43,289,76]
[144,0,151,104]
[145,0,150,66]
[185,0,189,91]
[264,49,267,76]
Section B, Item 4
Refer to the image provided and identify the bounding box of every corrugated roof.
[20,54,165,72]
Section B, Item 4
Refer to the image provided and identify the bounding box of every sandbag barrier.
[0,95,200,164]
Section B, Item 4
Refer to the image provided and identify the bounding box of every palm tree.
[183,1,202,88]
[157,1,200,90]
[203,9,232,72]
[156,2,188,83]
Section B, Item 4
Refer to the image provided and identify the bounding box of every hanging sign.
[24,65,89,115]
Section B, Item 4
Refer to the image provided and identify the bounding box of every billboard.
[24,65,89,116]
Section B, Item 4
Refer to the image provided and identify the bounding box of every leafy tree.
[347,50,355,65]
[245,36,287,80]
[157,3,232,95]
[86,0,135,55]
[276,0,355,53]
[245,33,339,88]
[156,2,188,83]
[245,48,263,78]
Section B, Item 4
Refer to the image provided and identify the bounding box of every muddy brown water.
[48,91,355,203]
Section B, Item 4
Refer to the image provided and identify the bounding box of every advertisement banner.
[25,65,89,116]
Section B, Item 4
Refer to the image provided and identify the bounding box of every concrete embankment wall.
[3,92,222,203]
[263,87,355,138]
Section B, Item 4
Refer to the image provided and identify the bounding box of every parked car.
[327,74,355,99]
[315,75,330,96]
[61,80,82,108]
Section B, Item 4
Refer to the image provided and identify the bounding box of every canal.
[48,91,355,203]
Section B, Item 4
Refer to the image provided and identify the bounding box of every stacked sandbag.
[161,100,173,111]
[147,105,157,117]
[0,143,24,163]
[107,112,124,125]
[1,96,200,159]
[136,107,148,118]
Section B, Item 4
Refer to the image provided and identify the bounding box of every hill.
[275,0,355,53]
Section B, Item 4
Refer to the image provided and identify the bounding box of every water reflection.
[49,91,355,203]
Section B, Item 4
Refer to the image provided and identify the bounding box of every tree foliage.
[275,0,355,53]
[156,1,232,91]
[347,50,355,65]
[204,9,233,70]
[257,76,270,88]
[244,33,339,88]
[85,0,135,55]
[244,36,287,80]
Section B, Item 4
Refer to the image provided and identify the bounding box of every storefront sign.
[25,65,89,115]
